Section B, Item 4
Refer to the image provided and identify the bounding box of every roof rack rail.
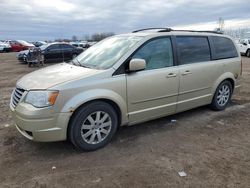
[169,29,223,34]
[132,28,223,34]
[132,28,172,33]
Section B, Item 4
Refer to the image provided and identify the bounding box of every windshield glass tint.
[75,36,143,69]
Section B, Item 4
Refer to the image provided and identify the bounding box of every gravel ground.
[0,53,250,188]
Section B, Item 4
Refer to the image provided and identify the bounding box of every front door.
[61,44,74,61]
[45,44,63,62]
[126,37,179,124]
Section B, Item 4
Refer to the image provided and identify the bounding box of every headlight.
[25,90,59,108]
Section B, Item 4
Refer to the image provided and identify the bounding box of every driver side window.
[132,37,173,70]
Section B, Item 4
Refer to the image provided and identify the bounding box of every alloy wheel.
[81,111,112,144]
[216,84,230,106]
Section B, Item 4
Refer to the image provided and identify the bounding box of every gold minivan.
[10,28,241,151]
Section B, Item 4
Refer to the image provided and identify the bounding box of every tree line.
[54,32,115,43]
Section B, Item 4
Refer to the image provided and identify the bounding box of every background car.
[17,49,29,62]
[32,41,47,47]
[237,39,250,57]
[87,41,97,46]
[17,42,83,63]
[70,41,90,50]
[0,41,12,52]
[6,40,34,52]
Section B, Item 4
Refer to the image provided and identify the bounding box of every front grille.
[11,87,25,108]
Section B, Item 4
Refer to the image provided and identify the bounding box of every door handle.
[166,73,177,78]
[182,70,192,76]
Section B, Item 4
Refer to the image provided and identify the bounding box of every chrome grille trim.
[11,87,25,108]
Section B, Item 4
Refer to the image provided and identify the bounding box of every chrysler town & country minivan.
[10,28,241,151]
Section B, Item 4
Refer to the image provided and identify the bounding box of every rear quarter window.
[210,36,238,60]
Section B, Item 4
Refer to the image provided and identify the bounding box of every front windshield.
[75,36,143,69]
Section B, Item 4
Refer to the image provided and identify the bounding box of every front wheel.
[210,80,233,111]
[69,101,118,151]
[72,54,78,59]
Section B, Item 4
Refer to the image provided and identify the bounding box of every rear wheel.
[210,80,232,111]
[69,101,118,151]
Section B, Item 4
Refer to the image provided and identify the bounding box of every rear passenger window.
[176,36,210,64]
[210,36,238,60]
[48,44,60,51]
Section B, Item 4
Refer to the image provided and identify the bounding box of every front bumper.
[4,47,12,52]
[10,102,71,142]
[17,54,27,62]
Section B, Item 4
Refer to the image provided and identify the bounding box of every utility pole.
[218,17,225,32]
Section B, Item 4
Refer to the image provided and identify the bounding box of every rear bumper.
[10,103,71,142]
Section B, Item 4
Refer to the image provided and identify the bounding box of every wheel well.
[67,99,122,139]
[225,78,234,92]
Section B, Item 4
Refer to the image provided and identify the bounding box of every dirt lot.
[0,53,250,188]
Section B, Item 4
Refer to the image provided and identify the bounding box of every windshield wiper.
[71,59,92,69]
[71,59,81,66]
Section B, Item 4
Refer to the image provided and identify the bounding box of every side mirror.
[129,58,146,72]
[243,42,247,46]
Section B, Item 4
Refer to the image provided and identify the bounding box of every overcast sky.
[0,0,250,41]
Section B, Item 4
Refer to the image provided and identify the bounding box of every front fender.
[61,89,128,125]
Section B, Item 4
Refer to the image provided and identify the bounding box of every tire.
[72,54,77,59]
[69,101,118,151]
[210,80,233,111]
[246,49,250,57]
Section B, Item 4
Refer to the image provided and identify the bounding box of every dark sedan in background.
[17,42,83,63]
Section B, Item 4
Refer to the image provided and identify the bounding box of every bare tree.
[224,27,250,38]
[83,34,90,41]
[91,32,115,41]
[71,35,78,42]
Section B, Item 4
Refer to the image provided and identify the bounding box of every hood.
[18,50,29,55]
[17,63,104,90]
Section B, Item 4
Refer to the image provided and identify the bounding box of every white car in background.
[70,41,89,48]
[238,39,250,57]
[0,41,12,52]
